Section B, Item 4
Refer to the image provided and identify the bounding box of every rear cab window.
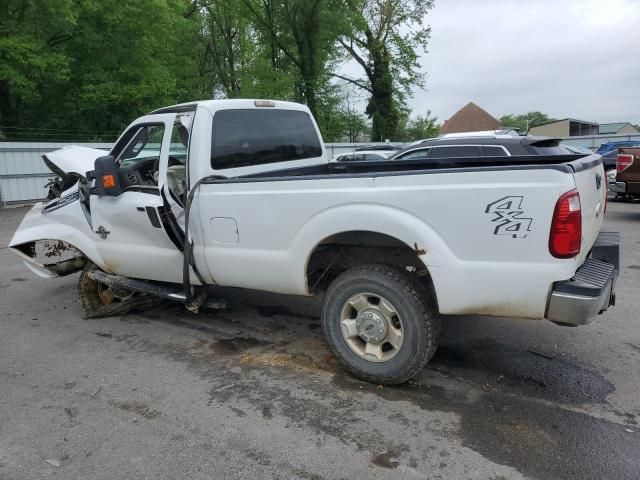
[211,109,322,169]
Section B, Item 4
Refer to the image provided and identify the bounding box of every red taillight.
[617,153,634,173]
[549,189,581,258]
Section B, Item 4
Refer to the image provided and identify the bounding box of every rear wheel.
[321,264,440,385]
[78,265,163,318]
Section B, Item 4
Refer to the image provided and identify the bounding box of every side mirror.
[90,155,122,197]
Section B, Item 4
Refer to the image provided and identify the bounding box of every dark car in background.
[562,144,594,155]
[387,134,574,161]
[354,144,402,152]
[333,150,393,162]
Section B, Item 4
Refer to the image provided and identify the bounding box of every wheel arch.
[292,203,453,301]
[10,216,104,277]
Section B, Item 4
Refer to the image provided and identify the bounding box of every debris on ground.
[213,384,235,393]
[527,349,554,360]
[45,459,61,467]
[90,385,103,397]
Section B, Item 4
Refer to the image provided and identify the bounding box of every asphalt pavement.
[1,199,639,480]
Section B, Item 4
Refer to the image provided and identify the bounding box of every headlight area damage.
[11,239,87,278]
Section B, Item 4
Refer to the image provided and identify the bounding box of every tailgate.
[567,154,607,262]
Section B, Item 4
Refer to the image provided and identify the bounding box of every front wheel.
[321,264,440,385]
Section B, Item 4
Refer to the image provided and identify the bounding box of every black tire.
[321,264,440,385]
[78,265,163,319]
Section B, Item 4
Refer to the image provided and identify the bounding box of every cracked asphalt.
[1,199,639,480]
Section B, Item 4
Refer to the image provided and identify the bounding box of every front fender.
[9,201,103,276]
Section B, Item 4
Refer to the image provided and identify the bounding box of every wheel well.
[12,239,87,276]
[305,231,434,294]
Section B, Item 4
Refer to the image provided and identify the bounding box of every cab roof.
[149,99,309,115]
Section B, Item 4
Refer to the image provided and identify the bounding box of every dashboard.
[117,156,185,189]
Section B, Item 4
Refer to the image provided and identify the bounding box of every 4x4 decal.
[485,196,532,238]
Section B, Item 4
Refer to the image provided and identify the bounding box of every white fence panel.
[0,141,402,205]
[0,143,111,205]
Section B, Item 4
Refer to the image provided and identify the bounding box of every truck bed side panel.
[194,167,578,319]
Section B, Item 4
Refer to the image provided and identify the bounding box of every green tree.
[198,0,248,97]
[340,108,369,142]
[197,0,299,101]
[313,85,370,142]
[499,112,557,133]
[338,0,433,141]
[405,111,439,141]
[241,0,347,119]
[0,0,77,134]
[1,0,202,140]
[49,0,201,135]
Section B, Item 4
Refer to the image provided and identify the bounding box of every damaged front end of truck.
[9,145,219,318]
[9,146,106,279]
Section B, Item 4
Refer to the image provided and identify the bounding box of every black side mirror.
[89,155,122,197]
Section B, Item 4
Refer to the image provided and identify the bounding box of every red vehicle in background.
[610,147,640,201]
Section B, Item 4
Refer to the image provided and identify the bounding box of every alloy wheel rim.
[339,292,404,362]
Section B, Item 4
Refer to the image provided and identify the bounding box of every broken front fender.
[9,199,103,278]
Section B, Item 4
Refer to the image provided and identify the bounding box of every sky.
[344,0,640,124]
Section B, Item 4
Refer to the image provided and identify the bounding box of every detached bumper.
[546,232,619,326]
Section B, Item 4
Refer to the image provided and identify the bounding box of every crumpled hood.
[43,145,108,179]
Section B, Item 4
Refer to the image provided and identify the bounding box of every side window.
[364,154,386,161]
[117,124,165,166]
[397,148,430,161]
[168,115,192,164]
[483,146,509,157]
[211,109,322,169]
[166,116,192,203]
[429,146,482,158]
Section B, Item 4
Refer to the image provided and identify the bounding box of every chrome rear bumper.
[609,181,626,194]
[546,232,619,326]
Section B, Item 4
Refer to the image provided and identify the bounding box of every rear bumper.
[612,180,640,194]
[545,232,619,326]
[628,182,640,194]
[609,181,626,194]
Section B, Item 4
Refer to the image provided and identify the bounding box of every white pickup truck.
[10,99,619,384]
